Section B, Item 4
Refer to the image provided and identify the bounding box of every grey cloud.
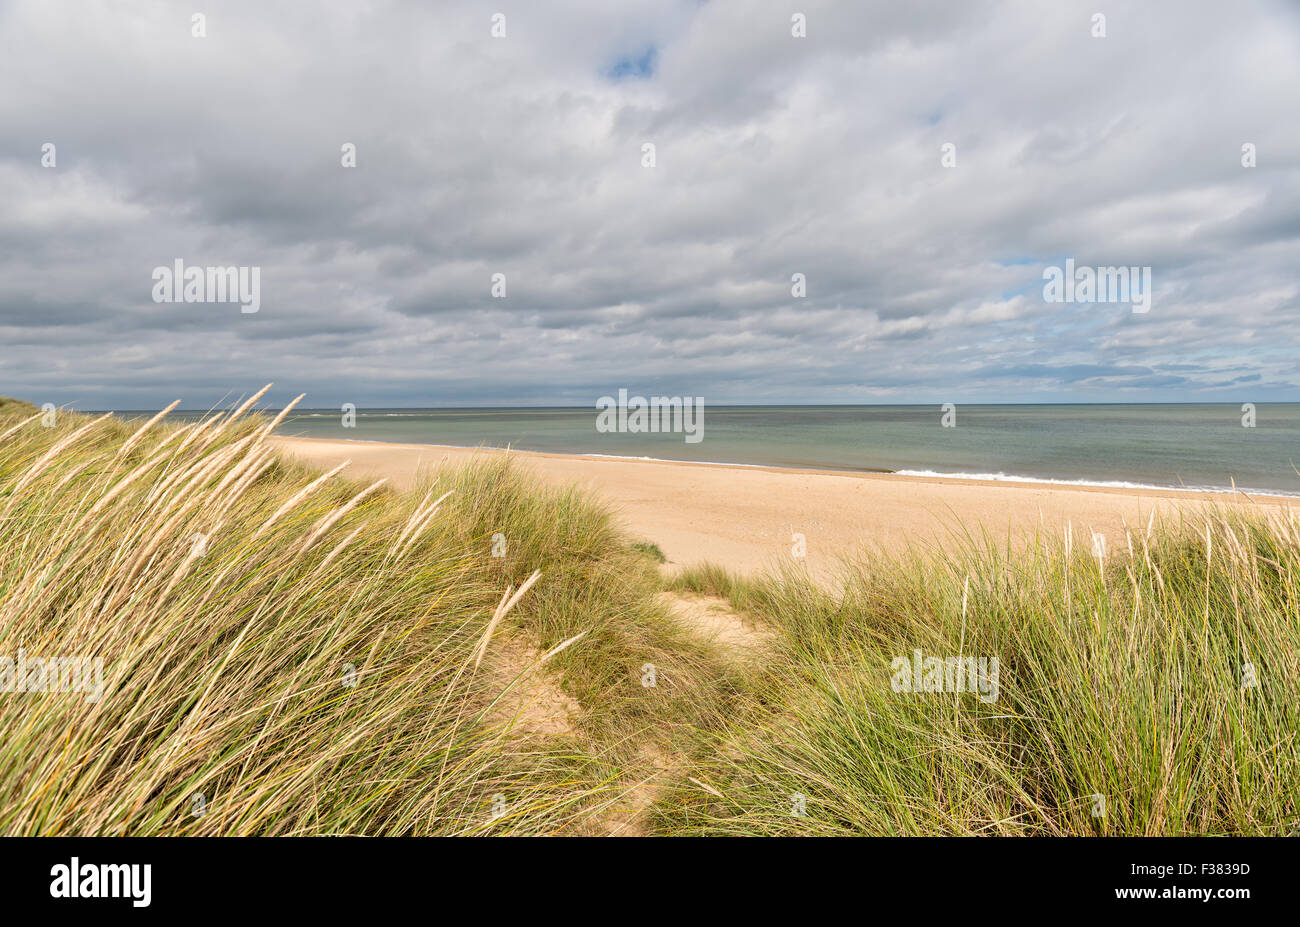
[0,0,1297,409]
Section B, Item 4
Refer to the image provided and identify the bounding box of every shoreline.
[274,433,1299,500]
[272,435,1296,579]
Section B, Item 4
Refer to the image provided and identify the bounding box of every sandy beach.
[272,436,1295,578]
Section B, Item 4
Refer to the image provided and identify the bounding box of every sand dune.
[273,436,1294,579]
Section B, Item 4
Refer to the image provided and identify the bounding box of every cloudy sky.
[1,0,1298,410]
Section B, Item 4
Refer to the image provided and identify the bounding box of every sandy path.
[272,436,1294,579]
[656,592,770,656]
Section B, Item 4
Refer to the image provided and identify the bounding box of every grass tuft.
[3,396,1295,836]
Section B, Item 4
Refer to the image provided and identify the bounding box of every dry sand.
[272,436,1295,579]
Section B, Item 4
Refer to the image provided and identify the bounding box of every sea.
[175,403,1300,498]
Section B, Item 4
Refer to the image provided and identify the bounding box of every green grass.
[0,395,730,835]
[2,394,1296,836]
[0,396,37,415]
[631,541,667,563]
[657,520,1300,835]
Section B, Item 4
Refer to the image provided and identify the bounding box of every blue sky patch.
[606,45,658,81]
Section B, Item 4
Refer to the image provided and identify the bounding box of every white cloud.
[0,0,1297,408]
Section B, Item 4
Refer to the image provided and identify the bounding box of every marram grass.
[2,394,1296,836]
[660,516,1300,835]
[0,394,678,835]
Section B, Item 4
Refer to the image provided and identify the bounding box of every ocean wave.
[893,469,1300,498]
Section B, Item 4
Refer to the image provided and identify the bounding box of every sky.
[1,0,1298,410]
